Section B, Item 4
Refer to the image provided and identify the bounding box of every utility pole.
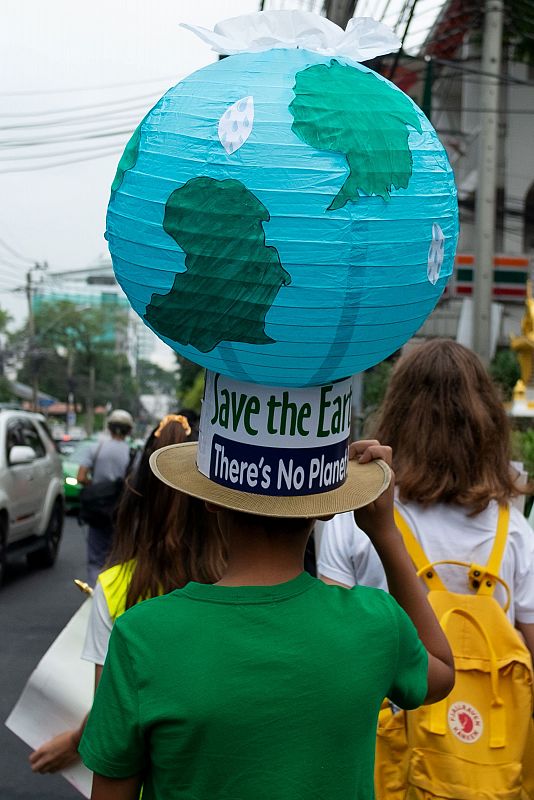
[26,268,39,412]
[25,262,48,412]
[323,0,356,28]
[422,56,433,122]
[86,362,95,436]
[66,349,76,434]
[472,0,504,364]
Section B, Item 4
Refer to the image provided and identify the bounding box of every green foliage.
[362,361,393,412]
[180,370,205,413]
[489,348,521,401]
[94,352,137,409]
[137,359,177,396]
[0,377,14,403]
[505,0,534,66]
[176,355,204,397]
[511,428,534,480]
[12,299,134,409]
[0,307,11,334]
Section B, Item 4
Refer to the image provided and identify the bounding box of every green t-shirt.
[79,572,427,799]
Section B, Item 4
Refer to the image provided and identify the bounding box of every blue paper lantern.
[107,23,458,388]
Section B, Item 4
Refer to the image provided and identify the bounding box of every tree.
[137,359,178,397]
[362,361,393,414]
[489,348,521,401]
[0,306,15,402]
[180,370,205,413]
[504,0,534,66]
[12,299,135,431]
[176,354,203,400]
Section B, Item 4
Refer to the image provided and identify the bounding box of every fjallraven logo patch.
[448,702,483,743]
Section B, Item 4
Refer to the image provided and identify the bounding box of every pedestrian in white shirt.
[319,340,534,652]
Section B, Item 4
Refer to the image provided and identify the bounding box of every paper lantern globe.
[107,12,458,387]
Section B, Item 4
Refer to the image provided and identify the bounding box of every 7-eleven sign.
[450,255,530,301]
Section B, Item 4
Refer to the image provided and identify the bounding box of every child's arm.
[91,773,142,800]
[351,440,455,705]
[516,621,534,664]
[29,665,104,773]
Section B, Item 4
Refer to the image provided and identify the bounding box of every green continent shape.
[289,60,423,210]
[111,122,142,194]
[144,177,292,353]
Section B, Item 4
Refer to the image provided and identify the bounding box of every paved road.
[0,515,90,800]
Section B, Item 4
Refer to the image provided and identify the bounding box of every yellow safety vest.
[98,560,136,621]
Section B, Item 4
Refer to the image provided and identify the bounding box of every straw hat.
[150,442,391,518]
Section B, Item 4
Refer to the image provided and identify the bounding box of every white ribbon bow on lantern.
[182,10,401,62]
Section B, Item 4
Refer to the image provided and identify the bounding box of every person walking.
[78,436,454,800]
[318,340,534,799]
[319,341,534,650]
[29,413,226,775]
[77,409,134,587]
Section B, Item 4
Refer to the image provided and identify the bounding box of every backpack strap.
[394,508,446,591]
[470,505,510,599]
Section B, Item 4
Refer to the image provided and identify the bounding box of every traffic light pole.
[472,0,504,364]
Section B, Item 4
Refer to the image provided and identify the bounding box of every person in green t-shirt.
[79,440,454,800]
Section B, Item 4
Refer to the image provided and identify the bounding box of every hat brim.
[150,442,392,518]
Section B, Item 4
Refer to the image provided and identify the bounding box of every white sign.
[5,600,94,798]
[198,372,352,496]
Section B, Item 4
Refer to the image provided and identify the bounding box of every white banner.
[5,599,94,798]
[198,372,352,496]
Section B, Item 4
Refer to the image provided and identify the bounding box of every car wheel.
[27,498,64,569]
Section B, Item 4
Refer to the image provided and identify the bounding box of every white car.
[0,409,65,584]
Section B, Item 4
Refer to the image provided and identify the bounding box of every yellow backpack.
[375,506,534,800]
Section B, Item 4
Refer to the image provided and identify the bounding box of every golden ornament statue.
[511,281,534,400]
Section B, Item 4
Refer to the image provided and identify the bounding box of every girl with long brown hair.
[320,340,534,654]
[106,413,225,612]
[30,413,226,776]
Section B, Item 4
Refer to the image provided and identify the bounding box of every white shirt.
[81,582,113,666]
[317,512,387,591]
[318,500,534,625]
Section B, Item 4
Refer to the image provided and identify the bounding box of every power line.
[0,256,26,271]
[0,263,25,279]
[0,91,162,119]
[434,105,534,114]
[0,146,123,174]
[0,236,35,265]
[1,127,133,150]
[0,141,128,162]
[381,50,533,89]
[0,75,177,97]
[0,102,150,131]
[417,55,534,86]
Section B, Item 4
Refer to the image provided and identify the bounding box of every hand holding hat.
[351,440,396,540]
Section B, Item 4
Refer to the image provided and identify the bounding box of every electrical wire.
[417,55,534,86]
[1,127,133,149]
[0,102,150,131]
[0,255,27,269]
[0,237,35,265]
[0,75,177,97]
[0,141,128,162]
[0,91,164,119]
[0,262,25,278]
[434,105,534,113]
[0,146,123,174]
